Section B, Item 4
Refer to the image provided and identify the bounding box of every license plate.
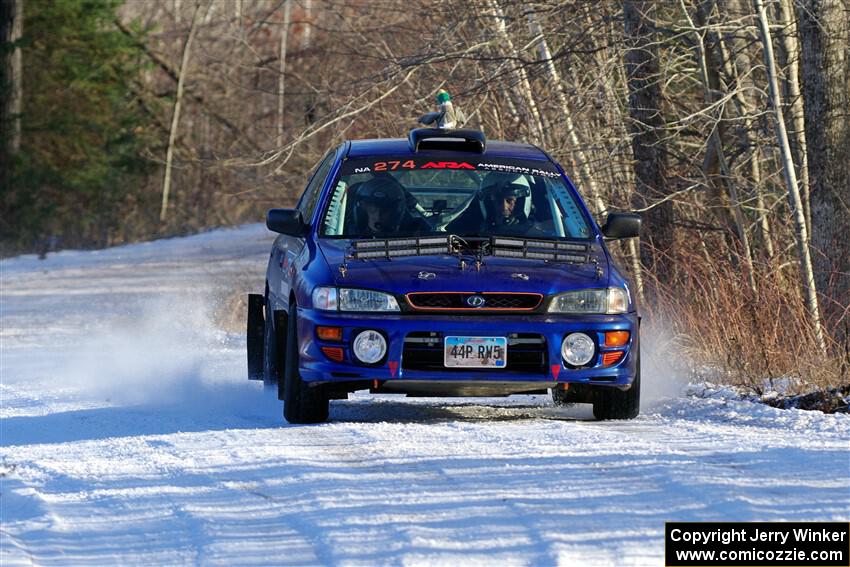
[444,336,507,368]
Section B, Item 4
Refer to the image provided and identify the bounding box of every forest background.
[1,0,848,390]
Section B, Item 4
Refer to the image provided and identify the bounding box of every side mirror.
[601,212,641,239]
[267,209,307,236]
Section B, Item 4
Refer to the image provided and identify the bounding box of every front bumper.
[295,308,639,389]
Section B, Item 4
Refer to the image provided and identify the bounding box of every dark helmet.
[481,173,531,222]
[353,176,407,234]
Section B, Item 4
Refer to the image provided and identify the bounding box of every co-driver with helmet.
[349,177,430,238]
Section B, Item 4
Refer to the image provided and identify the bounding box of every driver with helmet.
[350,176,430,237]
[447,172,535,235]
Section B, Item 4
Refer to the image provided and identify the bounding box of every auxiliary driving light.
[561,332,595,367]
[352,330,387,364]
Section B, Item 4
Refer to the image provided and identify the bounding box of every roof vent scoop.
[408,128,486,153]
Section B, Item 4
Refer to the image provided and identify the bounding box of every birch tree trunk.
[160,1,204,222]
[776,0,811,231]
[796,0,850,354]
[482,0,545,146]
[526,11,604,215]
[301,0,312,51]
[753,0,826,352]
[717,0,775,259]
[277,0,291,146]
[527,9,645,303]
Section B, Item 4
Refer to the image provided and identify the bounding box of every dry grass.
[646,248,847,394]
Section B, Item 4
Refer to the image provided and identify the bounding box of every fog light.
[316,326,343,341]
[562,333,595,366]
[352,330,387,364]
[601,351,624,366]
[604,331,630,347]
[321,346,344,362]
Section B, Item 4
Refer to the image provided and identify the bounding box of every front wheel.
[592,356,641,420]
[283,302,329,424]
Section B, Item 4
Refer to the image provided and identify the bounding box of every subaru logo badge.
[466,295,486,308]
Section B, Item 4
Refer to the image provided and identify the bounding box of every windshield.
[320,156,593,240]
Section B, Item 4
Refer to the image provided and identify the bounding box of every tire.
[283,301,329,424]
[592,355,641,420]
[262,297,282,389]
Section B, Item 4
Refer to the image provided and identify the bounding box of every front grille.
[406,292,542,311]
[402,332,548,373]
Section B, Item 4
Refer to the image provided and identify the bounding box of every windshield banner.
[340,156,561,179]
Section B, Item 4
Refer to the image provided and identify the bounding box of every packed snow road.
[2,225,848,566]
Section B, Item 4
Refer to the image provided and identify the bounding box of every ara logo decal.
[420,161,475,170]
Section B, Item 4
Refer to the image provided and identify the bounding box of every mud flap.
[247,293,265,380]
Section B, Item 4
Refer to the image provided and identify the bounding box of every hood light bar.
[490,237,590,264]
[492,237,588,252]
[352,236,452,260]
[350,236,590,263]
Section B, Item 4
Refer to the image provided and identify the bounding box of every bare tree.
[718,0,775,260]
[753,0,826,352]
[160,1,204,222]
[623,0,674,284]
[481,0,545,146]
[527,9,604,215]
[682,0,757,293]
[301,0,312,51]
[9,0,848,386]
[796,0,850,354]
[277,0,291,146]
[776,0,811,230]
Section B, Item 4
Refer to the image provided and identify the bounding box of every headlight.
[312,286,338,310]
[352,330,387,364]
[562,332,595,366]
[548,288,630,314]
[340,289,400,312]
[312,287,400,312]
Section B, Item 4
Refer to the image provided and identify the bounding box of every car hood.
[317,238,609,296]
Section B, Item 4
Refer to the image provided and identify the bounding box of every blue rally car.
[247,128,641,423]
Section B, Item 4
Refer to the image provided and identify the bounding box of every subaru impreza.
[247,128,641,423]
